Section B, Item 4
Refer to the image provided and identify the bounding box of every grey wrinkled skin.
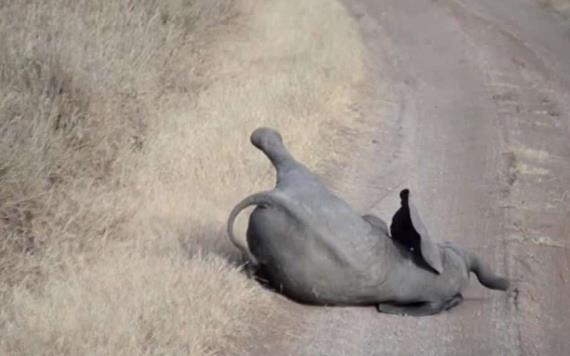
[227,128,509,316]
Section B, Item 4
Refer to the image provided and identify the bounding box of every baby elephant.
[228,127,510,316]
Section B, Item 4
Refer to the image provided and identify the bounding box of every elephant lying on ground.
[227,127,509,316]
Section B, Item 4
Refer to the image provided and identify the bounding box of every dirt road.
[247,0,570,354]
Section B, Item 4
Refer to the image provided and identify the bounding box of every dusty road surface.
[246,0,570,355]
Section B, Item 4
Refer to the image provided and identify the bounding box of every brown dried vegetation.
[0,0,363,354]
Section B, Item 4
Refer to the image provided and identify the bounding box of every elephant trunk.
[464,249,510,291]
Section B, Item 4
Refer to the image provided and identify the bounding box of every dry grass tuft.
[0,0,364,353]
[1,246,268,355]
[0,0,239,284]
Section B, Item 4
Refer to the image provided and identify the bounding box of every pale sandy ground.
[246,0,570,354]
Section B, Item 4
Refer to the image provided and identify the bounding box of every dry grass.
[2,248,264,355]
[0,0,364,354]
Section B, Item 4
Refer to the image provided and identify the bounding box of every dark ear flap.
[391,189,443,274]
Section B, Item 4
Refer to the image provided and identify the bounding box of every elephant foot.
[377,294,463,316]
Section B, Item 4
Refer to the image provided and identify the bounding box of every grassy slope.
[0,0,364,354]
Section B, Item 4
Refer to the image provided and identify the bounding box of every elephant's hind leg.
[377,294,463,316]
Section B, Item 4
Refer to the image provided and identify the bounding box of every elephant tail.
[227,191,270,266]
[464,249,510,291]
[227,190,298,266]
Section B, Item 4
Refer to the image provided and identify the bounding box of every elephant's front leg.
[377,294,463,316]
[362,214,390,236]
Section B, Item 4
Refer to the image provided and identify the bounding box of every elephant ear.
[391,189,443,274]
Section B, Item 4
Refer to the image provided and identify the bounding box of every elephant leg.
[443,294,463,311]
[377,301,446,316]
[377,294,464,316]
[362,214,390,236]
